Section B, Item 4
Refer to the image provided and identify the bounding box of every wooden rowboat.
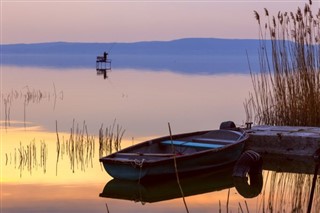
[100,123,249,181]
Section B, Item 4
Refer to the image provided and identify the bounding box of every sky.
[1,0,319,44]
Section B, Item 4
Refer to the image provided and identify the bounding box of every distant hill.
[2,38,261,55]
[1,38,264,74]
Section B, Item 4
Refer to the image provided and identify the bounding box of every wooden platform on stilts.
[96,52,111,79]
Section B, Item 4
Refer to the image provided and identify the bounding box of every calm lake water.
[1,64,319,212]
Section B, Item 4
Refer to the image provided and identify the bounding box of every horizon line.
[1,37,262,46]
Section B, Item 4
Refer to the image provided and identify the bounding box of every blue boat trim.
[161,140,224,149]
[192,138,235,144]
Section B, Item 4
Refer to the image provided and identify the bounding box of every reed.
[55,120,95,174]
[168,122,189,213]
[6,139,48,177]
[244,200,250,213]
[3,94,12,128]
[246,0,320,126]
[99,119,125,157]
[40,141,48,174]
[226,188,230,213]
[238,202,244,213]
[5,153,8,165]
[105,203,110,213]
[1,85,63,129]
[57,120,95,173]
[56,120,60,175]
[261,170,320,212]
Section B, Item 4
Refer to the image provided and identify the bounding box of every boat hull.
[100,129,248,181]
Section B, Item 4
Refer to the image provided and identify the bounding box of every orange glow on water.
[1,122,153,185]
[2,124,106,184]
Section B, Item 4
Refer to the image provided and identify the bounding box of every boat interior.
[111,130,245,161]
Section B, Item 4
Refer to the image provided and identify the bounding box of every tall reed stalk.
[1,85,63,130]
[261,170,320,212]
[6,139,48,177]
[99,119,125,157]
[246,1,320,126]
[168,122,189,213]
[55,120,95,174]
[70,120,94,172]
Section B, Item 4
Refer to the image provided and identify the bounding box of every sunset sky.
[1,1,318,44]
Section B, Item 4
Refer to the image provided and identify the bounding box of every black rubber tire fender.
[232,150,263,198]
[233,150,263,177]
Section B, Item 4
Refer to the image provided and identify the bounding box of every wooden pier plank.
[245,125,320,157]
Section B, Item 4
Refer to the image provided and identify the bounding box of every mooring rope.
[132,158,145,184]
[133,158,145,168]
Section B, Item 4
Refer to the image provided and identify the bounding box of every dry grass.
[246,1,320,126]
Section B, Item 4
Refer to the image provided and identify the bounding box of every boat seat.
[192,138,235,144]
[161,140,224,149]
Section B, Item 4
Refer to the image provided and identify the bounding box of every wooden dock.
[245,125,320,157]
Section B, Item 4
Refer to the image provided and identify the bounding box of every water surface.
[1,65,319,212]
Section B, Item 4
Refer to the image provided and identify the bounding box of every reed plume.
[246,1,320,126]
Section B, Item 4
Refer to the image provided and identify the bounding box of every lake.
[1,62,319,212]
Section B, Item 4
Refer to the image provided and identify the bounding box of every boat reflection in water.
[99,164,263,203]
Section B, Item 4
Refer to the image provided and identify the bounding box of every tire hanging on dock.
[232,150,263,198]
